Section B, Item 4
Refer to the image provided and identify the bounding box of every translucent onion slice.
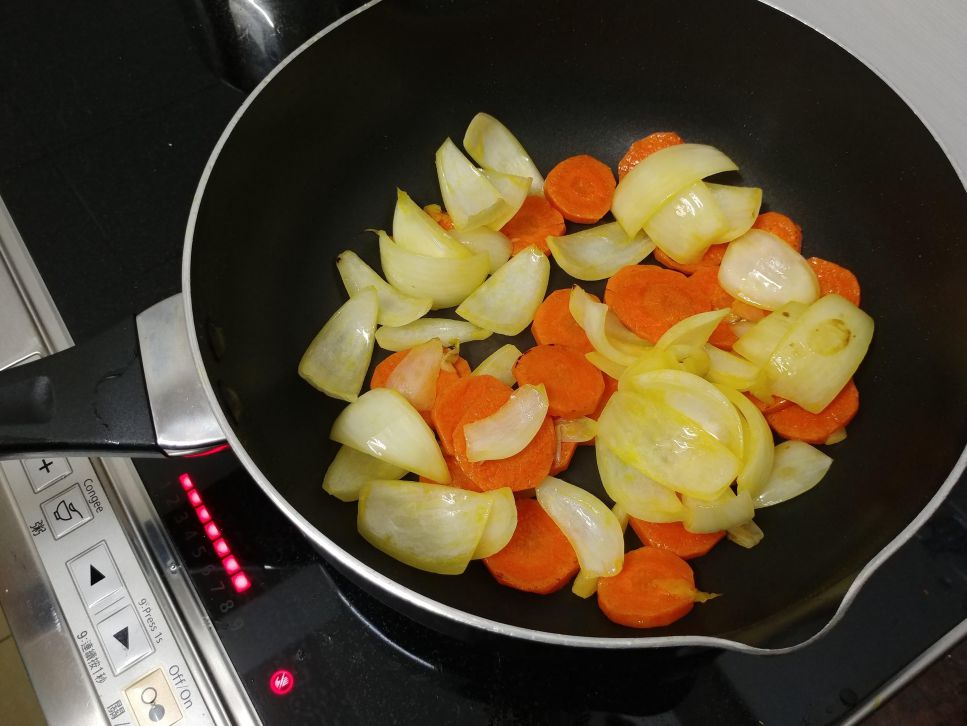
[595,441,684,522]
[298,287,377,402]
[569,286,650,366]
[471,344,522,385]
[557,417,597,443]
[472,488,518,559]
[716,384,775,497]
[330,388,450,483]
[377,231,489,310]
[612,503,630,532]
[682,489,755,534]
[392,190,471,258]
[718,229,820,311]
[463,112,544,196]
[585,351,626,380]
[384,338,444,410]
[336,250,432,327]
[464,384,549,462]
[611,143,738,236]
[727,520,764,549]
[704,344,761,391]
[825,427,848,445]
[730,319,756,338]
[596,390,740,499]
[643,181,728,264]
[482,170,530,229]
[732,301,807,367]
[706,183,762,242]
[374,317,492,352]
[755,441,833,508]
[455,245,550,335]
[537,477,625,597]
[656,309,731,349]
[667,344,711,377]
[436,138,507,230]
[547,223,655,281]
[767,294,875,413]
[322,445,407,502]
[451,227,511,273]
[358,480,491,575]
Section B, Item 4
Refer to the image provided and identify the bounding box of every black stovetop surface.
[2,1,965,724]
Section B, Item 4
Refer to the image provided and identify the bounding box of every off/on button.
[124,669,182,726]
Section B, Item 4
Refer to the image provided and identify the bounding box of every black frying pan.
[1,0,966,651]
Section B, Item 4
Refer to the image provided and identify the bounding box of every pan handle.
[0,294,225,460]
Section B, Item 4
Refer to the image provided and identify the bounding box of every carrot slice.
[766,379,860,444]
[419,452,483,492]
[500,195,566,255]
[483,498,579,594]
[597,547,697,628]
[513,344,605,419]
[543,154,616,224]
[531,288,597,354]
[370,349,470,425]
[808,257,861,306]
[686,267,737,349]
[745,391,792,415]
[654,243,728,274]
[731,299,768,322]
[752,211,802,252]
[629,519,725,560]
[617,132,685,180]
[431,375,509,455]
[550,440,578,476]
[604,265,706,343]
[590,374,619,421]
[423,203,454,231]
[452,410,556,492]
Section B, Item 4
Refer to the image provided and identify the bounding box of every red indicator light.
[205,522,221,539]
[223,556,240,574]
[179,473,195,491]
[195,506,211,523]
[213,539,230,557]
[232,572,251,593]
[187,490,202,506]
[269,669,294,696]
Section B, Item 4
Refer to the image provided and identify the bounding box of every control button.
[96,606,153,674]
[40,484,93,539]
[22,457,72,493]
[124,668,182,726]
[68,542,124,613]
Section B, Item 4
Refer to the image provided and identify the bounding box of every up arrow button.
[67,542,123,614]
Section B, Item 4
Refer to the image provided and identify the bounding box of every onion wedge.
[482,170,530,229]
[569,286,650,366]
[755,441,833,508]
[455,245,549,335]
[472,488,517,559]
[716,385,775,498]
[656,309,731,349]
[732,301,807,367]
[706,183,762,242]
[377,230,489,310]
[463,112,544,195]
[557,417,597,443]
[718,229,820,311]
[330,388,450,483]
[643,181,728,264]
[358,480,491,575]
[547,223,655,281]
[611,143,738,236]
[537,477,625,598]
[336,250,432,327]
[436,138,507,230]
[585,351,626,380]
[463,384,549,462]
[392,190,470,258]
[322,445,407,502]
[704,344,761,391]
[298,287,377,402]
[596,442,684,522]
[727,520,764,549]
[374,317,491,352]
[384,338,444,410]
[471,344,522,385]
[451,227,511,273]
[682,489,755,534]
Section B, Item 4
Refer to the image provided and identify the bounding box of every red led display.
[180,473,251,594]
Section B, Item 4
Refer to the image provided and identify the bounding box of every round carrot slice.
[597,547,697,628]
[605,265,706,343]
[500,195,566,255]
[752,211,802,252]
[744,391,792,415]
[452,411,556,492]
[513,344,605,419]
[617,132,684,180]
[483,498,579,594]
[531,288,597,353]
[419,452,483,491]
[544,154,616,224]
[807,257,861,306]
[629,519,725,560]
[766,379,860,444]
[686,267,737,349]
[431,375,509,456]
[654,243,728,274]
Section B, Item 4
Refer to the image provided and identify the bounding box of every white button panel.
[96,605,154,675]
[41,483,94,539]
[23,457,73,493]
[68,542,125,614]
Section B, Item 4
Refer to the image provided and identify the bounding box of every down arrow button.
[113,627,130,650]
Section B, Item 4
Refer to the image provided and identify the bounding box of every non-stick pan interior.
[188,0,967,648]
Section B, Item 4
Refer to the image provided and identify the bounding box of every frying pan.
[1,0,965,652]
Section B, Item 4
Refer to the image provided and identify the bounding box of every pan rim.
[181,0,967,653]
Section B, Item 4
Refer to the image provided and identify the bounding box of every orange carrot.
[597,547,697,628]
[550,440,578,476]
[500,195,566,255]
[617,132,684,180]
[590,374,619,422]
[604,265,706,343]
[483,498,579,594]
[531,288,597,354]
[753,211,802,252]
[808,257,861,306]
[431,375,509,456]
[745,391,792,415]
[731,299,768,322]
[654,243,728,274]
[513,344,605,419]
[766,379,860,444]
[629,519,725,560]
[543,154,616,224]
[687,266,737,349]
[423,203,454,231]
[419,452,483,492]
